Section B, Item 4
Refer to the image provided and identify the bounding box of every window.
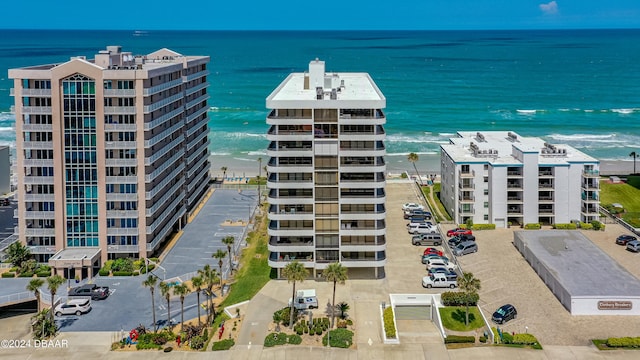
[484,215,489,221]
[484,202,489,208]
[484,189,489,195]
[484,177,488,183]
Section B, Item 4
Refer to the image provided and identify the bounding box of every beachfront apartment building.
[8,46,211,279]
[440,131,599,228]
[265,59,387,279]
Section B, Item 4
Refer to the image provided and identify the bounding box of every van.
[412,234,442,246]
[288,289,318,310]
[453,241,478,256]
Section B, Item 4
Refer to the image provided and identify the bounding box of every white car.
[425,257,456,271]
[402,203,424,212]
[408,223,438,234]
[54,299,91,316]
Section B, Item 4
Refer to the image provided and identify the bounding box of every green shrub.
[322,328,353,348]
[112,271,133,276]
[606,336,640,348]
[211,338,235,351]
[315,327,323,335]
[149,257,160,263]
[19,271,34,277]
[512,333,539,345]
[579,222,593,230]
[36,271,50,277]
[9,266,18,272]
[264,332,287,347]
[288,334,302,345]
[441,291,479,306]
[190,335,205,350]
[479,336,487,343]
[471,224,496,230]
[591,221,604,231]
[444,335,475,344]
[346,319,353,325]
[273,307,297,327]
[98,269,110,276]
[103,260,115,271]
[524,223,541,230]
[492,327,500,344]
[38,265,51,272]
[502,332,513,344]
[112,258,134,272]
[2,272,15,278]
[383,307,396,338]
[203,328,208,341]
[458,224,468,229]
[552,223,577,229]
[133,259,144,270]
[400,173,408,179]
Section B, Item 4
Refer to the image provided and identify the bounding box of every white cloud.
[539,1,559,15]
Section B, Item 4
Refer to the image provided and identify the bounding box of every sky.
[3,0,640,30]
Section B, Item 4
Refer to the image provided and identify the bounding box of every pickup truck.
[422,273,458,288]
[68,284,110,300]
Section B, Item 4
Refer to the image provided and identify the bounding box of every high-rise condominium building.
[265,59,387,279]
[9,46,211,279]
[440,131,600,227]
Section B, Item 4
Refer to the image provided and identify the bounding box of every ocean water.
[1,29,640,169]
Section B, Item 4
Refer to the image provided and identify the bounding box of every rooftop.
[441,131,598,165]
[515,230,640,297]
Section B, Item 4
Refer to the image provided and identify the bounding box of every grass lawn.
[421,183,453,222]
[439,306,485,331]
[599,180,640,227]
[219,204,271,308]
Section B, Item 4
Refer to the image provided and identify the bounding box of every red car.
[423,247,443,257]
[447,228,472,237]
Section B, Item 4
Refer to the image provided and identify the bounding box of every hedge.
[18,272,34,277]
[444,335,475,344]
[579,222,593,230]
[112,271,133,276]
[591,221,605,230]
[322,328,353,348]
[471,224,496,230]
[288,334,302,345]
[552,223,577,230]
[383,307,396,339]
[524,223,541,230]
[263,333,287,347]
[212,338,235,351]
[36,271,50,277]
[98,269,110,276]
[606,336,640,348]
[512,333,539,345]
[441,291,479,306]
[2,272,16,278]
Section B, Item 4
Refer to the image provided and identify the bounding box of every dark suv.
[616,234,637,245]
[68,284,110,300]
[448,234,476,248]
[492,304,517,324]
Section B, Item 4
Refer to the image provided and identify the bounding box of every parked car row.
[615,234,640,252]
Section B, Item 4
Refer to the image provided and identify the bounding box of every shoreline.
[207,154,636,179]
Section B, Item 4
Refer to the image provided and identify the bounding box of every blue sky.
[3,0,640,30]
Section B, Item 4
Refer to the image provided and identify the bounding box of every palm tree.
[221,166,228,181]
[142,275,158,332]
[282,261,308,328]
[408,152,424,186]
[630,151,638,174]
[27,278,44,312]
[172,283,190,333]
[159,281,172,330]
[46,275,64,322]
[198,265,218,323]
[7,241,31,270]
[323,262,348,328]
[457,272,481,326]
[221,236,235,273]
[190,276,204,328]
[212,249,227,288]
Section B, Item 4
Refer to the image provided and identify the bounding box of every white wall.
[489,165,507,226]
[522,152,539,224]
[571,297,640,315]
[554,166,570,223]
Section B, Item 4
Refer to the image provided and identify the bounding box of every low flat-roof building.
[514,230,640,315]
[440,131,600,227]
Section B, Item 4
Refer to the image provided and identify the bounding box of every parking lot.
[454,223,640,346]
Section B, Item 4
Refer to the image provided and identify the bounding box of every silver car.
[627,240,640,252]
[453,241,478,256]
[54,299,92,316]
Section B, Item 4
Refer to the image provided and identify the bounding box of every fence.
[599,205,640,236]
[0,291,35,307]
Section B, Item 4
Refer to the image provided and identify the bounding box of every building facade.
[266,60,387,279]
[9,46,211,279]
[440,131,599,227]
[0,146,9,195]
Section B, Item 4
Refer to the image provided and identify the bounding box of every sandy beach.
[208,153,636,180]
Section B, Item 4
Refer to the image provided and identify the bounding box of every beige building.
[9,46,211,279]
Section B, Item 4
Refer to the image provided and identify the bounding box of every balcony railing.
[107,244,140,253]
[458,169,475,178]
[104,106,137,115]
[583,169,600,177]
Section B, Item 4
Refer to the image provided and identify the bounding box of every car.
[447,228,473,237]
[408,223,438,234]
[421,254,449,264]
[412,234,442,246]
[402,203,424,211]
[616,234,637,245]
[427,267,458,279]
[448,234,476,248]
[423,247,443,257]
[406,221,433,228]
[404,209,432,220]
[422,273,457,288]
[627,240,640,252]
[54,298,92,316]
[68,284,110,300]
[0,198,10,206]
[492,304,517,324]
[453,241,478,256]
[425,257,456,271]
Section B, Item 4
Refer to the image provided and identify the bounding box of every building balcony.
[185,94,210,111]
[582,182,599,190]
[144,122,184,148]
[538,171,554,177]
[507,169,523,177]
[267,179,313,189]
[23,159,54,167]
[105,123,137,132]
[340,227,386,237]
[106,175,138,184]
[268,252,314,268]
[103,89,136,97]
[458,169,475,178]
[22,124,53,131]
[13,88,52,96]
[23,211,55,219]
[581,193,599,202]
[341,211,385,221]
[507,196,524,203]
[538,196,554,203]
[23,176,55,185]
[23,193,55,202]
[107,228,139,236]
[186,105,209,125]
[107,244,140,253]
[582,169,600,177]
[581,207,599,216]
[106,210,139,218]
[146,107,184,131]
[185,81,209,97]
[24,228,55,236]
[104,106,137,115]
[143,93,183,113]
[267,237,314,252]
[28,245,56,254]
[538,182,554,189]
[21,106,52,114]
[267,227,315,238]
[105,141,137,149]
[106,193,138,201]
[106,158,138,167]
[22,141,53,149]
[458,182,475,190]
[184,69,210,82]
[266,147,312,157]
[458,195,475,202]
[458,207,474,214]
[538,209,554,214]
[340,255,386,268]
[143,79,183,96]
[507,182,523,189]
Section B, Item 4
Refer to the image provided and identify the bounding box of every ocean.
[1,29,639,175]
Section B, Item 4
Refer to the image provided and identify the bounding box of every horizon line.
[0,27,639,32]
